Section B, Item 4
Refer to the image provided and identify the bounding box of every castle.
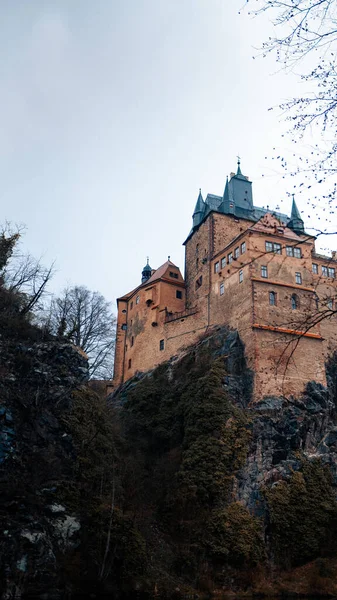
[113,161,337,399]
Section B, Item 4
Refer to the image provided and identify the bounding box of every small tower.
[141,258,152,284]
[220,176,235,214]
[192,189,205,228]
[288,195,304,234]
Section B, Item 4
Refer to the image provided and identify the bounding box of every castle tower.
[141,258,152,284]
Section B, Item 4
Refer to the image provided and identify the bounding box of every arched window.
[269,291,277,306]
[291,294,299,310]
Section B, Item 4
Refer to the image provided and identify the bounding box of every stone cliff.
[1,323,337,598]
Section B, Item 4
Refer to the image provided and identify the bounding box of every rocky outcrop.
[237,382,337,514]
[0,340,88,599]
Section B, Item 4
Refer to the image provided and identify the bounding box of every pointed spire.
[288,193,304,233]
[291,194,301,220]
[192,188,205,228]
[237,155,242,176]
[223,176,229,201]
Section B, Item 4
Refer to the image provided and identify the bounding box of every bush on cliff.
[264,459,337,568]
[63,387,147,588]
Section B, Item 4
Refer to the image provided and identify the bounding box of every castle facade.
[113,162,337,399]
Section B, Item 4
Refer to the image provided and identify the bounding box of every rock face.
[237,382,337,514]
[1,324,337,598]
[0,340,88,599]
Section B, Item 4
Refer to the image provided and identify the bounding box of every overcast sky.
[1,1,335,309]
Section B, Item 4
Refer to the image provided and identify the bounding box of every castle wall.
[184,217,211,319]
[113,299,128,385]
[253,330,325,398]
[212,212,251,256]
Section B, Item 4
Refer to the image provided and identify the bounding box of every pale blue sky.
[0,1,334,308]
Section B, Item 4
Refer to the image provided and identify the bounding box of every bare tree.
[0,224,54,316]
[45,286,116,379]
[245,0,337,217]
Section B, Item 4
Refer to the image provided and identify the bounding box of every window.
[136,295,140,304]
[196,275,202,289]
[291,294,299,310]
[128,359,132,369]
[322,266,328,277]
[286,246,301,258]
[228,252,233,264]
[266,241,281,254]
[176,290,182,299]
[234,247,240,259]
[295,272,302,284]
[121,324,127,331]
[131,336,134,347]
[130,301,133,310]
[328,267,335,279]
[269,291,277,306]
[220,282,224,295]
[261,266,268,278]
[214,261,220,273]
[169,271,178,279]
[159,339,164,351]
[312,263,318,274]
[327,299,333,309]
[241,241,246,254]
[221,257,226,269]
[239,270,243,283]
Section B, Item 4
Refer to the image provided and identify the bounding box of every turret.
[192,189,205,228]
[220,176,235,214]
[288,195,304,234]
[228,158,253,212]
[141,258,152,284]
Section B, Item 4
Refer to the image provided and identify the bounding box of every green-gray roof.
[185,162,305,243]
